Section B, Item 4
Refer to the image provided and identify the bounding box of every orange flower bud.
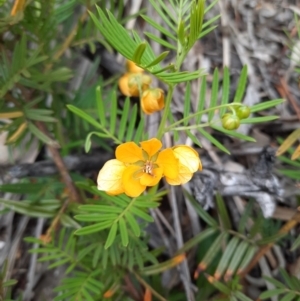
[141,88,165,114]
[118,73,151,97]
[126,60,144,73]
[118,73,131,96]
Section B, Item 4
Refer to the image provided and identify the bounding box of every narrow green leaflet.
[263,276,288,289]
[132,42,147,64]
[105,223,118,249]
[74,214,118,222]
[0,182,45,194]
[186,130,202,148]
[141,15,177,41]
[177,228,217,254]
[206,274,231,295]
[184,190,218,227]
[118,97,130,141]
[125,104,138,141]
[67,104,121,145]
[280,292,297,301]
[234,291,253,301]
[75,221,113,235]
[225,241,249,279]
[233,65,248,103]
[184,81,191,126]
[125,211,141,237]
[84,131,110,153]
[291,235,300,251]
[214,237,240,279]
[250,99,284,113]
[237,246,257,273]
[240,116,278,124]
[211,125,256,142]
[208,68,219,121]
[0,198,59,218]
[144,51,170,68]
[215,193,232,230]
[260,289,288,300]
[134,118,145,143]
[67,105,102,130]
[119,218,129,246]
[96,86,106,126]
[196,75,206,123]
[220,66,230,116]
[148,0,177,32]
[109,90,117,134]
[143,33,176,51]
[198,127,230,154]
[28,122,58,146]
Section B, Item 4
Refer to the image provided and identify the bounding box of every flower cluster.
[118,60,165,115]
[221,105,251,130]
[97,138,202,197]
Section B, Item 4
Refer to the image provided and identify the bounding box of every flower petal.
[116,142,143,163]
[172,146,202,172]
[122,165,146,197]
[118,73,131,96]
[140,166,163,186]
[156,149,179,179]
[97,159,126,195]
[165,163,192,185]
[140,138,162,158]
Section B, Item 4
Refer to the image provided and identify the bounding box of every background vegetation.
[0,0,299,301]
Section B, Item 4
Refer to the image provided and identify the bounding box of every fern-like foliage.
[89,5,207,83]
[167,66,283,153]
[0,36,47,99]
[67,86,147,149]
[75,181,165,248]
[261,268,300,300]
[25,225,157,300]
[178,193,287,300]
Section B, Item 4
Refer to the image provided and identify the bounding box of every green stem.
[156,84,175,139]
[165,103,242,132]
[172,122,210,131]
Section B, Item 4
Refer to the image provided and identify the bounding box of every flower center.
[143,160,154,176]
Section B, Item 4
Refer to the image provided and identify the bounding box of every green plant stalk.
[172,122,211,131]
[156,84,175,139]
[156,1,192,140]
[165,103,243,131]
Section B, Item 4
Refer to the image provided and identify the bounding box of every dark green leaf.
[260,289,287,299]
[75,221,112,235]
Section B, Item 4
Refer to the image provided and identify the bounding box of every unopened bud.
[141,88,164,114]
[236,105,250,119]
[118,73,151,97]
[222,113,240,130]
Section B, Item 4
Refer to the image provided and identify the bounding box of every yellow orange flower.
[97,138,178,197]
[141,88,165,114]
[165,145,202,185]
[118,73,152,97]
[97,139,202,197]
[126,60,144,73]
